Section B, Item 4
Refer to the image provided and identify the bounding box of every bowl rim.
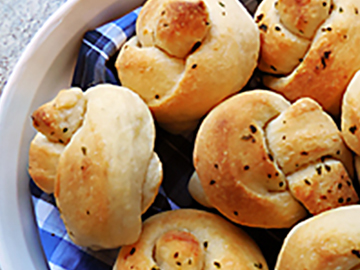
[0,0,143,269]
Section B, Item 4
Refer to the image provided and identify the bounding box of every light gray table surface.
[0,0,68,96]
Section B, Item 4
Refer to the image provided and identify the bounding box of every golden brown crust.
[266,98,354,176]
[31,88,86,144]
[193,90,356,228]
[114,209,269,270]
[256,0,360,116]
[28,133,65,194]
[287,158,359,215]
[154,0,210,58]
[275,205,360,270]
[116,0,259,133]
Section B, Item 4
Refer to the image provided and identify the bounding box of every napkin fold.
[30,1,263,269]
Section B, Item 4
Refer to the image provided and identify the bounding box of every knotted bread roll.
[254,0,360,116]
[113,209,268,270]
[29,84,162,249]
[116,0,259,133]
[191,90,358,228]
[275,205,360,270]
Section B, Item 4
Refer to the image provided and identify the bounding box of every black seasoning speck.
[234,211,238,216]
[338,197,344,203]
[174,252,179,258]
[214,261,221,268]
[259,24,268,32]
[352,249,360,258]
[188,259,192,265]
[63,127,68,133]
[299,29,304,34]
[155,94,160,99]
[163,23,169,27]
[192,64,197,69]
[320,195,327,200]
[267,174,272,179]
[270,65,277,71]
[299,58,303,62]
[86,210,90,215]
[300,151,308,156]
[316,166,322,175]
[347,180,352,186]
[275,26,281,31]
[279,182,284,187]
[256,13,264,23]
[250,125,257,133]
[81,146,87,155]
[347,197,352,202]
[190,41,202,54]
[218,1,225,7]
[338,183,343,189]
[214,164,219,169]
[325,164,331,172]
[349,125,357,134]
[326,27,332,32]
[304,179,311,185]
[176,262,182,266]
[355,7,359,15]
[322,1,327,7]
[336,150,341,155]
[130,247,136,255]
[254,263,263,269]
[282,135,286,140]
[161,10,165,15]
[59,139,64,144]
[203,241,208,249]
[244,165,250,170]
[339,7,343,13]
[268,153,274,162]
[324,51,331,59]
[275,172,279,177]
[210,180,216,185]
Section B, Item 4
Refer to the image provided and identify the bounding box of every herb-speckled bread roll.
[113,209,268,270]
[275,205,360,270]
[116,0,259,133]
[191,90,357,228]
[255,0,360,116]
[29,84,162,249]
[29,88,87,193]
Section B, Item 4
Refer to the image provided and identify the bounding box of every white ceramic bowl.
[0,0,143,269]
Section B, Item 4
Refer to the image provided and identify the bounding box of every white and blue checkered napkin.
[30,1,285,269]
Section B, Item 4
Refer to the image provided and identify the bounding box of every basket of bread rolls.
[27,0,360,269]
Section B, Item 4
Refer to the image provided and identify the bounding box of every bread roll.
[116,0,259,133]
[114,209,268,270]
[275,205,360,270]
[28,133,65,194]
[255,0,360,116]
[29,85,162,249]
[342,70,360,155]
[192,90,357,228]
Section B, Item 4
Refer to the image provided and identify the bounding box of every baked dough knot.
[255,0,360,116]
[28,85,162,249]
[116,0,260,133]
[191,90,358,228]
[113,209,269,270]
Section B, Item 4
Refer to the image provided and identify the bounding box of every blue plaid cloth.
[30,1,285,270]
